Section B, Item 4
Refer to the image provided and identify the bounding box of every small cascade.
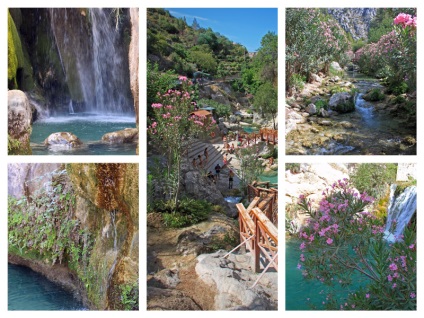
[110,210,118,250]
[69,100,75,114]
[384,185,417,242]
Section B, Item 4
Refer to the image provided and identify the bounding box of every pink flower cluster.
[394,13,417,28]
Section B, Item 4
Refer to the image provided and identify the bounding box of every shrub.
[296,179,416,310]
[289,73,305,92]
[157,197,212,228]
[364,88,385,101]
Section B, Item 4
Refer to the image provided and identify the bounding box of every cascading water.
[384,184,417,243]
[49,8,132,115]
[89,9,132,114]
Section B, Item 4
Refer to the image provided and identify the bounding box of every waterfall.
[89,9,131,114]
[110,210,117,250]
[49,8,132,115]
[69,100,75,114]
[384,185,417,243]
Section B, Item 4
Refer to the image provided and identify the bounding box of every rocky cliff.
[328,8,377,40]
[8,163,139,310]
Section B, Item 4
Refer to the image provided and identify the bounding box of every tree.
[254,82,278,129]
[188,49,217,74]
[192,17,200,30]
[147,62,176,117]
[254,32,278,85]
[147,78,216,209]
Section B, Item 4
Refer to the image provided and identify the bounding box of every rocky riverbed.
[285,70,416,155]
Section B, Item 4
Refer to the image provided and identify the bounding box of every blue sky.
[165,8,278,52]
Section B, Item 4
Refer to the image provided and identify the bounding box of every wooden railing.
[235,195,278,274]
[259,128,278,144]
[247,182,278,226]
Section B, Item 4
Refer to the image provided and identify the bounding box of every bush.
[157,197,212,228]
[289,73,305,92]
[296,179,416,310]
[315,99,328,111]
[364,88,385,101]
[388,81,408,96]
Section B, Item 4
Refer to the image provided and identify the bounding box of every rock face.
[102,128,139,144]
[329,92,355,113]
[196,251,278,310]
[44,132,83,147]
[129,8,139,125]
[8,90,32,155]
[8,163,139,310]
[328,8,377,40]
[285,163,350,227]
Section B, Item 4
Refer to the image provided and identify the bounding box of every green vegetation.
[8,169,92,266]
[198,98,231,118]
[120,281,139,310]
[154,198,212,228]
[350,163,397,201]
[147,8,247,78]
[286,8,350,93]
[363,88,385,101]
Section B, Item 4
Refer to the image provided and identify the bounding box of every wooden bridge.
[227,182,278,286]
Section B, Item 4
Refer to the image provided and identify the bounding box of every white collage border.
[1,0,421,317]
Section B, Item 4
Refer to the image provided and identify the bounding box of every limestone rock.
[101,128,138,144]
[305,103,317,115]
[8,90,32,155]
[196,251,277,310]
[285,107,306,134]
[44,132,83,148]
[129,8,139,125]
[329,92,355,113]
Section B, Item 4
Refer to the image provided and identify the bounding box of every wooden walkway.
[230,182,278,280]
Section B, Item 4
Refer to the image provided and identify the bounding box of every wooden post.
[254,215,260,273]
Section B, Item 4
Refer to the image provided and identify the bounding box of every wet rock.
[402,136,416,146]
[44,132,83,147]
[8,90,32,155]
[311,127,320,133]
[301,112,310,117]
[302,141,312,148]
[339,121,354,129]
[101,128,138,144]
[317,119,332,126]
[305,103,317,115]
[333,134,344,141]
[329,92,355,113]
[330,61,343,71]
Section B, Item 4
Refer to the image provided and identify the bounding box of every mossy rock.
[8,10,34,90]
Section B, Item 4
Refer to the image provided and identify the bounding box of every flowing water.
[31,115,136,155]
[384,185,417,243]
[286,73,416,155]
[8,263,86,310]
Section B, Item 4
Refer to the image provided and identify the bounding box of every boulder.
[101,128,138,144]
[196,251,277,310]
[330,61,343,72]
[318,108,330,118]
[44,132,83,148]
[329,92,355,113]
[285,107,306,134]
[305,103,317,115]
[310,73,322,82]
[8,90,32,154]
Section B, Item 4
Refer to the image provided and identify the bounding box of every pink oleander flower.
[297,263,302,269]
[179,75,188,81]
[389,263,398,271]
[366,293,370,299]
[326,238,333,245]
[392,283,397,289]
[152,103,163,108]
[388,274,393,282]
[409,244,415,249]
[410,292,416,299]
[300,242,306,250]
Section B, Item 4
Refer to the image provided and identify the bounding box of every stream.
[286,73,416,155]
